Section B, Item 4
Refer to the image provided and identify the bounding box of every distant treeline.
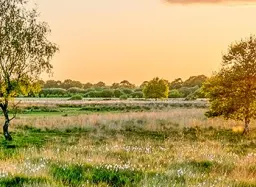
[32,75,207,100]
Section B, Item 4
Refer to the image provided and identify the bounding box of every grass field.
[0,99,255,186]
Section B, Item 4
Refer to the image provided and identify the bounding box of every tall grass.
[0,108,255,186]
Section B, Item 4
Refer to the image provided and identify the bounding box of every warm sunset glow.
[35,0,256,85]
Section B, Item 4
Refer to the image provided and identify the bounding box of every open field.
[0,100,256,186]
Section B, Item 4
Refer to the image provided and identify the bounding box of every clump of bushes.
[131,91,143,98]
[67,87,85,94]
[68,94,83,100]
[122,88,133,95]
[100,89,114,98]
[39,88,67,97]
[168,89,182,98]
[114,89,124,98]
[120,95,128,100]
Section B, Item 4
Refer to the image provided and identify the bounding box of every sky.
[33,0,256,85]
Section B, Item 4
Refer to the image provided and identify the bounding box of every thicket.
[28,75,208,99]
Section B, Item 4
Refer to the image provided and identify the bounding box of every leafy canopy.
[0,0,59,101]
[143,77,169,99]
[202,35,256,124]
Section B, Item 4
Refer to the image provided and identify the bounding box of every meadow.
[0,99,255,187]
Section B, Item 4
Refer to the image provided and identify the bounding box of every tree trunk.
[243,117,250,135]
[3,118,12,141]
[1,103,12,141]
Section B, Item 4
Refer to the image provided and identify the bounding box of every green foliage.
[170,78,183,89]
[0,0,58,100]
[139,81,149,89]
[40,88,67,97]
[111,83,120,89]
[84,91,100,98]
[62,79,83,89]
[84,90,114,98]
[44,80,62,88]
[143,77,169,99]
[67,87,85,94]
[169,89,183,98]
[83,82,93,89]
[202,35,256,133]
[183,75,207,87]
[131,91,144,98]
[69,95,83,100]
[185,88,206,100]
[121,88,133,95]
[100,89,114,98]
[84,88,95,93]
[119,95,128,100]
[113,89,124,98]
[94,81,106,88]
[0,0,58,140]
[178,86,199,97]
[120,80,136,89]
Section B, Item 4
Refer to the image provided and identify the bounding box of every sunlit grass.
[0,107,255,186]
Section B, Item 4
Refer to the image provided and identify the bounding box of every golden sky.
[35,0,256,85]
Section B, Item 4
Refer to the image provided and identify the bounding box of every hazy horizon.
[34,0,256,84]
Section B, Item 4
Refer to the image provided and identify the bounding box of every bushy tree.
[111,83,120,89]
[0,0,58,140]
[143,77,169,99]
[203,35,256,134]
[170,78,183,89]
[83,82,93,89]
[140,81,149,89]
[44,80,61,88]
[94,81,106,88]
[183,75,207,87]
[120,80,136,89]
[61,79,83,89]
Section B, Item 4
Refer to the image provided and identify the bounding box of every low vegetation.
[0,106,255,186]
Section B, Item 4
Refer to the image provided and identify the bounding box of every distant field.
[0,100,255,186]
[0,98,209,118]
[15,97,208,105]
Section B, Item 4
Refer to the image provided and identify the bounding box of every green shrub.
[131,91,143,98]
[178,86,199,97]
[40,88,67,97]
[169,89,183,98]
[114,89,124,98]
[68,87,85,94]
[134,88,142,92]
[120,95,128,100]
[84,88,95,93]
[122,88,133,95]
[68,94,83,100]
[84,91,101,98]
[100,89,114,98]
